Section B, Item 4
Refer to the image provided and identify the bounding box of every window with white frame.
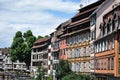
[86,46,90,56]
[76,62,80,72]
[96,44,98,53]
[81,47,84,57]
[99,43,101,52]
[71,49,73,58]
[79,48,81,57]
[91,45,94,54]
[90,60,94,69]
[103,41,105,51]
[80,62,84,72]
[72,63,75,72]
[67,49,71,58]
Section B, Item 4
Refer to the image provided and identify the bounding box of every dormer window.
[114,14,119,30]
[107,24,110,34]
[103,26,105,36]
[105,24,107,35]
[109,19,113,32]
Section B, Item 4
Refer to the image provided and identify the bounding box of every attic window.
[114,15,119,30]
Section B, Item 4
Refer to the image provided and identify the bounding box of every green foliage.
[10,31,25,62]
[45,77,52,80]
[37,35,43,40]
[10,30,36,68]
[62,73,97,80]
[55,60,97,80]
[55,60,72,80]
[35,63,45,80]
[23,30,36,68]
[44,35,49,37]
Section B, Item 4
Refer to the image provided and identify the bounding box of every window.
[90,14,96,26]
[112,38,114,49]
[97,44,98,53]
[33,55,34,59]
[103,41,105,51]
[114,16,119,30]
[110,21,112,32]
[104,41,107,51]
[111,57,114,70]
[107,24,110,33]
[103,59,106,70]
[90,60,94,70]
[86,46,89,56]
[108,58,110,70]
[108,40,110,50]
[103,27,105,36]
[80,62,84,72]
[72,63,75,72]
[72,49,75,58]
[105,24,107,35]
[101,59,103,70]
[99,43,101,52]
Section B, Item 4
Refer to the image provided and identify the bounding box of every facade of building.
[31,37,51,77]
[0,48,26,72]
[61,1,103,74]
[60,20,71,60]
[94,4,120,80]
[29,0,120,79]
[89,0,120,80]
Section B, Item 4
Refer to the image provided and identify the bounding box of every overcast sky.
[0,0,97,48]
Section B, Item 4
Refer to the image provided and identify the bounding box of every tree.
[10,30,36,69]
[10,31,25,62]
[35,63,45,80]
[37,35,43,40]
[62,73,97,80]
[23,30,36,69]
[44,35,49,37]
[55,60,72,80]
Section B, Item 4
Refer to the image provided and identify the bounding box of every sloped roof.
[34,37,50,44]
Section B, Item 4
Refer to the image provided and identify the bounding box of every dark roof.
[78,0,104,12]
[74,0,104,18]
[0,48,9,54]
[34,37,50,44]
[69,17,90,28]
[32,43,48,49]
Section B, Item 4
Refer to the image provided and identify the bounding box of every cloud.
[0,0,97,48]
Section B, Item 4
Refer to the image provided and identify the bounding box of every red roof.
[34,37,50,44]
